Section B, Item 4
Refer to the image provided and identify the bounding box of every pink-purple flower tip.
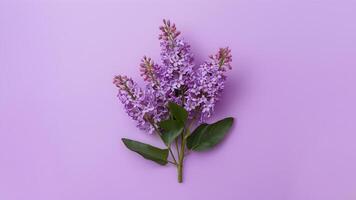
[159,19,181,41]
[209,47,232,70]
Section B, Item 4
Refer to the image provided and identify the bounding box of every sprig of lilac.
[114,20,234,183]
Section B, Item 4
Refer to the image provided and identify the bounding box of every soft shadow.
[197,60,251,154]
[214,63,250,118]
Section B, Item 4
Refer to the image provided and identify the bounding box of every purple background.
[1,0,356,199]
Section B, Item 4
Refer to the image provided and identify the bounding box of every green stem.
[169,148,178,165]
[177,162,183,183]
[168,160,177,166]
[177,142,185,182]
[175,138,180,158]
[177,128,189,183]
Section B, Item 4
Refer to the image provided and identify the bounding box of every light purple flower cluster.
[113,75,155,133]
[158,20,195,106]
[114,20,232,133]
[185,48,232,121]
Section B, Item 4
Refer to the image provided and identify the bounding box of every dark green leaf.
[168,102,188,123]
[186,123,208,150]
[187,117,234,151]
[122,138,169,165]
[159,119,184,146]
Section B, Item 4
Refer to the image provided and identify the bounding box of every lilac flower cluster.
[114,20,232,133]
[185,48,232,121]
[158,20,195,106]
[113,75,154,133]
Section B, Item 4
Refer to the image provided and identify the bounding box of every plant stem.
[177,161,183,183]
[177,127,189,183]
[168,160,177,166]
[177,142,184,183]
[175,138,180,158]
[169,148,178,165]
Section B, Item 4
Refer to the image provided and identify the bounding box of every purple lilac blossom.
[113,75,156,133]
[158,19,195,106]
[185,47,232,122]
[139,56,169,124]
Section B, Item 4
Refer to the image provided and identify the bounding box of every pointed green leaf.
[168,102,188,123]
[122,138,169,165]
[187,117,234,151]
[159,119,184,146]
[186,123,208,150]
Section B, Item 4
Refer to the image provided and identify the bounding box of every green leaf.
[168,102,188,123]
[122,138,169,165]
[159,119,184,146]
[186,123,208,150]
[187,117,234,151]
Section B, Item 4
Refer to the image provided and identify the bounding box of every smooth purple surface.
[1,0,356,199]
